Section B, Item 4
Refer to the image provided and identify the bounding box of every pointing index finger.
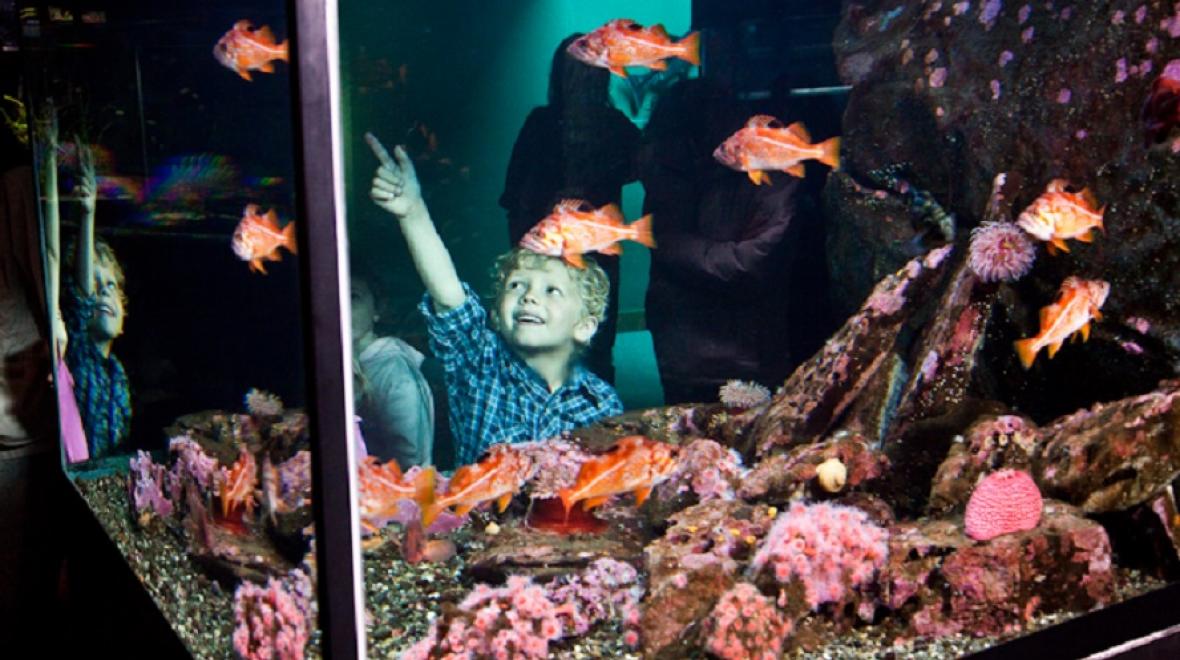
[364,132,396,169]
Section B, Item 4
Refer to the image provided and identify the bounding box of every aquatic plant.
[968,221,1036,283]
[129,450,174,520]
[964,469,1043,540]
[749,501,889,611]
[232,573,311,660]
[703,582,793,660]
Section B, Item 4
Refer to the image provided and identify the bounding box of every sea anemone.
[245,388,284,418]
[968,221,1036,282]
[718,380,771,410]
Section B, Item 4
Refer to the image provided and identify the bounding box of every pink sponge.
[964,469,1043,541]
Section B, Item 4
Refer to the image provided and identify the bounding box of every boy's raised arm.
[37,105,66,357]
[366,133,466,312]
[73,140,98,297]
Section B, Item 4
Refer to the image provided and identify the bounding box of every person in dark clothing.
[499,33,641,385]
[640,78,800,405]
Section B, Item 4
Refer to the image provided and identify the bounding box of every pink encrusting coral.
[518,437,593,499]
[703,582,793,660]
[232,571,312,660]
[660,438,745,502]
[749,502,889,611]
[129,451,174,519]
[968,221,1036,282]
[964,469,1043,540]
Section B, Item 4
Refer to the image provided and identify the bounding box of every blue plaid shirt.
[64,279,131,458]
[421,283,622,465]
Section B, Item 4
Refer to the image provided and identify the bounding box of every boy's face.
[90,258,125,341]
[497,260,597,354]
[350,278,377,344]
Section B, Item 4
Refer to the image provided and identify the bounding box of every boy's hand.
[77,140,97,214]
[367,132,424,220]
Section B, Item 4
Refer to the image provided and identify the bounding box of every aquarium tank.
[20,0,1180,657]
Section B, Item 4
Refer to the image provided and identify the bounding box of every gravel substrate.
[77,472,1169,659]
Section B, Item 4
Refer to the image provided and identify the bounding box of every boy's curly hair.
[489,248,609,343]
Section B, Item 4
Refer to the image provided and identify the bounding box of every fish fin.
[786,121,811,142]
[260,62,275,73]
[1092,307,1103,321]
[257,25,276,44]
[600,203,625,223]
[250,259,268,275]
[283,220,298,255]
[1046,179,1069,193]
[1050,237,1070,253]
[747,114,778,129]
[609,66,628,78]
[582,495,611,511]
[565,252,586,269]
[786,163,806,178]
[238,69,253,82]
[818,136,842,170]
[599,242,623,255]
[1014,338,1039,369]
[678,31,701,66]
[556,198,588,213]
[633,486,653,507]
[419,502,443,528]
[1080,322,1091,342]
[277,41,290,62]
[1077,230,1093,243]
[650,24,670,40]
[496,492,513,513]
[1096,214,1105,231]
[558,488,577,517]
[646,59,668,71]
[1047,340,1064,359]
[630,214,656,248]
[413,467,436,512]
[748,170,770,185]
[1040,304,1056,327]
[452,503,475,518]
[1080,187,1101,211]
[263,208,281,230]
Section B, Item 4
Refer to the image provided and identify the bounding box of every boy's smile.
[498,260,596,355]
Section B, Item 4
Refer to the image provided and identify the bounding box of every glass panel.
[24,1,322,656]
[339,1,1180,659]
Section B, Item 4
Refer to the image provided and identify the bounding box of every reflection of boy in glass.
[499,33,641,385]
[40,112,131,459]
[350,271,435,467]
[368,136,622,466]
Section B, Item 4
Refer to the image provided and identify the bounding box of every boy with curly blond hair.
[367,135,621,465]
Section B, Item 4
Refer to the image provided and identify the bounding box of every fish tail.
[677,31,701,66]
[631,214,656,249]
[818,136,841,170]
[1013,337,1039,370]
[419,500,443,528]
[283,220,298,255]
[277,40,290,62]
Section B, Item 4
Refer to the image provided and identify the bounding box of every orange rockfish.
[519,199,655,268]
[420,444,534,527]
[214,20,289,81]
[557,435,679,516]
[218,447,257,518]
[566,19,700,78]
[1015,179,1105,255]
[232,204,297,274]
[1014,276,1110,369]
[713,115,841,185]
[356,457,436,533]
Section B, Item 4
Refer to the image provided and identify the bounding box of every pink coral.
[661,439,744,501]
[964,468,1043,541]
[518,437,592,499]
[704,582,793,660]
[750,502,889,611]
[233,572,312,660]
[968,221,1036,282]
[129,451,174,519]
